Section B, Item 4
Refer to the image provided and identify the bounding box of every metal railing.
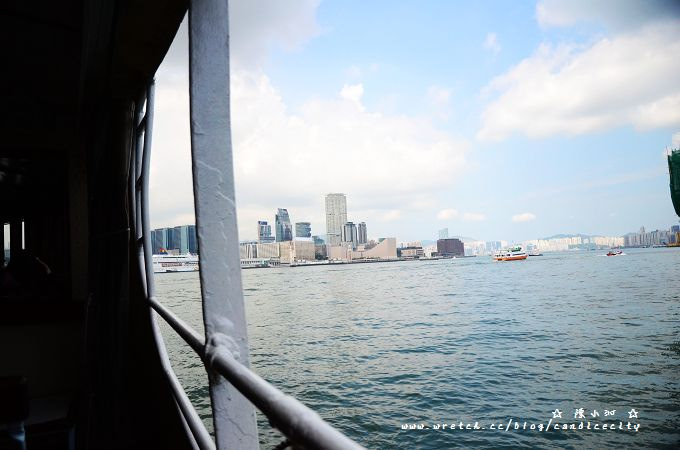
[127,1,366,448]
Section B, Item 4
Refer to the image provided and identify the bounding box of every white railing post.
[188,0,259,448]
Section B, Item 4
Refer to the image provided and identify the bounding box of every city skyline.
[148,1,680,243]
[136,217,680,254]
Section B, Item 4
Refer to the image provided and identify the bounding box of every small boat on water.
[606,250,623,256]
[493,246,528,261]
[153,253,199,273]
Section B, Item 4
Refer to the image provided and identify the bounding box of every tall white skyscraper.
[325,193,347,246]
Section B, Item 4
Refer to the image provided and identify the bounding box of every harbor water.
[155,247,680,449]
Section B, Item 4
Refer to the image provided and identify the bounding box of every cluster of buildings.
[150,225,197,254]
[240,193,398,266]
[522,235,625,253]
[151,211,680,265]
[623,225,680,247]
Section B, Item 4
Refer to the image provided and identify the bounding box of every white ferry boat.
[493,246,528,261]
[153,254,199,273]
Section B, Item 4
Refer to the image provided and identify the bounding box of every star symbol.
[552,409,563,419]
[628,408,639,419]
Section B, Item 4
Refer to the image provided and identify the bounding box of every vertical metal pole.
[140,82,156,297]
[0,222,5,266]
[189,1,259,448]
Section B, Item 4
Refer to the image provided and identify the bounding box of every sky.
[149,0,680,244]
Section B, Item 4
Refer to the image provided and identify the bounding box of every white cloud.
[478,22,680,141]
[483,32,501,54]
[536,0,680,30]
[427,85,452,120]
[150,68,469,238]
[340,83,365,108]
[463,212,486,221]
[427,86,451,105]
[159,1,321,71]
[437,208,459,220]
[230,0,321,68]
[512,213,536,223]
[381,210,402,222]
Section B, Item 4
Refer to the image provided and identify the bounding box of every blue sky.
[150,0,680,243]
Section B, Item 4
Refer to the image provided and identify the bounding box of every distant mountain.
[541,233,592,240]
[451,235,478,243]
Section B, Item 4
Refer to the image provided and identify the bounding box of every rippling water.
[155,248,680,449]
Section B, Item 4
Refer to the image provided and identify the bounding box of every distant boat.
[153,253,199,273]
[493,246,528,261]
[606,250,623,256]
[528,251,543,256]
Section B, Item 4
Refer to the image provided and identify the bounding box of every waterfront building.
[257,220,275,243]
[328,244,352,261]
[187,225,197,253]
[151,229,167,254]
[400,246,424,259]
[275,208,293,242]
[357,222,367,245]
[423,245,437,258]
[464,240,487,256]
[437,238,464,257]
[256,242,280,259]
[279,240,316,263]
[623,226,674,247]
[239,241,258,259]
[315,245,327,260]
[174,225,191,254]
[312,235,327,260]
[351,237,397,260]
[295,222,311,238]
[342,221,358,248]
[438,228,449,239]
[151,225,198,254]
[325,193,347,246]
[485,241,502,253]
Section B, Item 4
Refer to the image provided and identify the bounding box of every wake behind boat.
[493,246,528,261]
[153,253,199,273]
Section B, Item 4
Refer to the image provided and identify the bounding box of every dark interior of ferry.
[1,1,196,448]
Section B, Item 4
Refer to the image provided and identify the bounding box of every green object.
[668,149,680,217]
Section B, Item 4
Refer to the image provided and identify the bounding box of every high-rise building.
[342,221,358,248]
[275,208,293,242]
[325,193,347,246]
[151,225,197,254]
[357,222,367,245]
[438,228,449,239]
[257,220,275,243]
[437,238,464,257]
[187,225,198,254]
[295,222,311,238]
[173,225,189,253]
